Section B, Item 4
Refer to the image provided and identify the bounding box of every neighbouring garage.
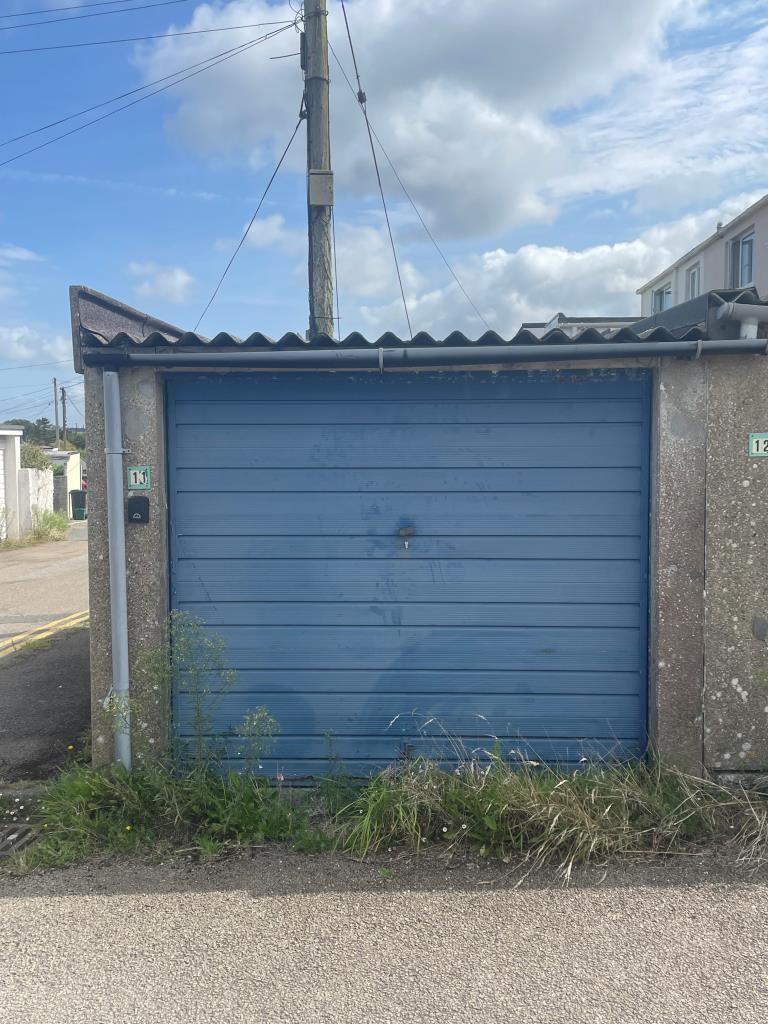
[167,371,651,774]
[73,286,768,779]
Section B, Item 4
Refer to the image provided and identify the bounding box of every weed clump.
[0,508,69,549]
[10,762,329,871]
[9,756,768,879]
[333,757,768,880]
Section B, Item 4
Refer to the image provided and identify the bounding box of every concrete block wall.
[85,365,169,766]
[17,468,54,535]
[703,357,768,772]
[53,475,68,516]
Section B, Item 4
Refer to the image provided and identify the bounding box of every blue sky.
[1,0,767,422]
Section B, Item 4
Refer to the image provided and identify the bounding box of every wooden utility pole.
[60,385,67,445]
[303,0,334,339]
[53,377,60,445]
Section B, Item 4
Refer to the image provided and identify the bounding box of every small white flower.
[442,827,448,833]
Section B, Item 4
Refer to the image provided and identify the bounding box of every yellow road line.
[0,610,89,659]
[0,610,87,650]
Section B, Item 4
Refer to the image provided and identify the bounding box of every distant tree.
[4,418,32,433]
[5,417,56,445]
[34,417,56,444]
[67,429,86,452]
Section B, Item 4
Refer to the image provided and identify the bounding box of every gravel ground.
[1,849,766,1023]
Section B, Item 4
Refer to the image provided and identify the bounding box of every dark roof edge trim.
[83,337,768,371]
[70,285,186,372]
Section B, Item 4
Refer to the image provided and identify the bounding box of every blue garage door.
[167,370,650,776]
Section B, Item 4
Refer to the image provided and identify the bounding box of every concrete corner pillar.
[85,366,169,766]
[703,356,768,773]
[651,360,707,772]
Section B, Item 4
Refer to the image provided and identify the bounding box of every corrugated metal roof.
[82,325,707,348]
[70,285,706,361]
[71,284,768,373]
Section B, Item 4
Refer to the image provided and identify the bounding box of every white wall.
[47,451,82,518]
[0,431,22,541]
[640,202,768,315]
[17,468,54,536]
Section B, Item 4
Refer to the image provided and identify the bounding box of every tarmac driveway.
[0,525,90,780]
[0,851,766,1023]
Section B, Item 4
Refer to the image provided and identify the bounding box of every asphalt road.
[1,851,766,1023]
[0,628,90,781]
[0,522,88,642]
[0,525,90,780]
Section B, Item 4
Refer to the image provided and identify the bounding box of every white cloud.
[0,325,70,365]
[554,24,768,211]
[137,0,691,237]
[216,213,305,254]
[127,261,194,304]
[0,244,42,264]
[348,192,766,337]
[335,222,424,299]
[0,242,45,302]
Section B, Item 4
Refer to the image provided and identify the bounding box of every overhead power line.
[194,116,304,331]
[0,358,73,372]
[0,25,293,168]
[1,36,267,149]
[66,397,86,422]
[339,1,412,340]
[1,0,150,18]
[328,41,491,332]
[0,19,295,56]
[0,394,56,419]
[0,384,53,412]
[0,0,198,32]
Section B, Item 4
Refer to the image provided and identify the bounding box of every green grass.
[0,509,69,550]
[15,638,53,655]
[7,762,329,872]
[5,758,767,879]
[334,757,768,878]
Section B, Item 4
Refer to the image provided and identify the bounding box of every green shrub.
[20,442,52,470]
[30,508,69,543]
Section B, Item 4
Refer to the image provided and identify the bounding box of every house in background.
[638,194,768,316]
[521,313,639,338]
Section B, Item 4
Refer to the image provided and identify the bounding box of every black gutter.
[81,338,768,370]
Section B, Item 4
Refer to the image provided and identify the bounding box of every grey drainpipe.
[83,337,768,370]
[715,302,768,340]
[102,370,131,770]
